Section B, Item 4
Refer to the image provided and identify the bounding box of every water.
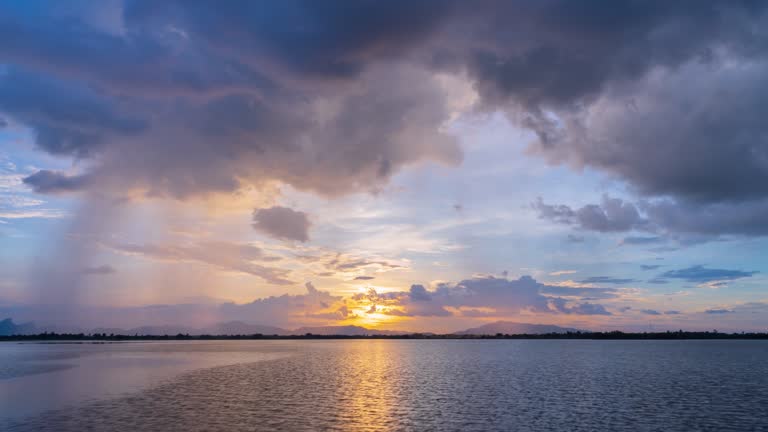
[2,340,767,431]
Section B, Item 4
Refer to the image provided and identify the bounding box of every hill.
[454,321,583,335]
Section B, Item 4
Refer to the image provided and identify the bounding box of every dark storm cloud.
[252,206,311,243]
[2,0,767,215]
[23,170,93,194]
[0,68,146,157]
[122,0,454,81]
[661,265,758,283]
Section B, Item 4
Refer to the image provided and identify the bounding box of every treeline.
[2,330,768,341]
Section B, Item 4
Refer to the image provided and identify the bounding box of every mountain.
[454,321,583,335]
[204,321,286,336]
[0,318,37,336]
[91,322,289,336]
[290,325,407,336]
[92,325,196,336]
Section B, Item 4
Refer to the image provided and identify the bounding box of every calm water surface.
[1,340,767,431]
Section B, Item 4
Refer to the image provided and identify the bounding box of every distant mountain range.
[0,318,582,337]
[0,318,36,336]
[453,321,582,335]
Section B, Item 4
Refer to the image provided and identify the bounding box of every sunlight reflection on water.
[3,340,768,431]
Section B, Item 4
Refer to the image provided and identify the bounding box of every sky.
[2,0,768,333]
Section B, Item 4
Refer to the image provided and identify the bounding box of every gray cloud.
[23,170,93,194]
[640,309,662,316]
[548,298,611,316]
[621,236,664,246]
[534,196,648,233]
[661,265,758,283]
[252,206,311,242]
[3,0,767,217]
[539,285,619,300]
[359,275,615,317]
[536,195,768,239]
[353,276,375,281]
[640,265,662,271]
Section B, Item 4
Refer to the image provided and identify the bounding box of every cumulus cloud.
[3,0,767,220]
[353,275,616,318]
[548,298,611,316]
[252,206,311,242]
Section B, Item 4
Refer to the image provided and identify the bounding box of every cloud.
[108,240,293,285]
[536,195,768,239]
[1,281,348,329]
[548,299,611,316]
[647,278,669,285]
[22,170,93,194]
[0,67,146,158]
[549,270,578,276]
[252,206,311,242]
[705,308,734,314]
[621,236,664,246]
[4,0,767,216]
[578,276,636,285]
[539,285,619,300]
[640,265,662,271]
[353,276,375,281]
[326,254,406,273]
[220,281,348,326]
[534,196,647,232]
[81,265,116,276]
[354,275,615,318]
[661,265,758,283]
[640,309,662,316]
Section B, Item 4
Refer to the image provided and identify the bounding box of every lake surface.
[2,340,767,431]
